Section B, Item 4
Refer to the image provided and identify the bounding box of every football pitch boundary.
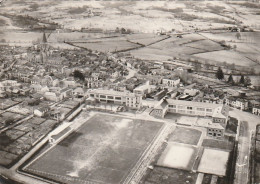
[21,113,166,184]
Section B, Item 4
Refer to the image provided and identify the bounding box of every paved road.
[229,108,260,184]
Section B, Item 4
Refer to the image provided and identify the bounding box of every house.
[34,106,50,117]
[91,72,100,81]
[62,78,77,88]
[44,91,62,102]
[0,80,21,90]
[73,87,85,98]
[87,89,142,109]
[226,96,249,110]
[133,81,156,97]
[30,84,43,92]
[111,71,120,78]
[162,77,180,88]
[251,100,260,116]
[184,89,199,97]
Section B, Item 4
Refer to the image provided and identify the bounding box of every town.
[0,1,260,184]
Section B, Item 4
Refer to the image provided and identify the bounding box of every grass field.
[202,138,234,151]
[192,50,256,66]
[197,148,229,176]
[144,166,198,184]
[157,142,198,171]
[71,40,140,52]
[169,127,202,146]
[24,114,163,184]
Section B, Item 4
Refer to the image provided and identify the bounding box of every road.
[229,108,260,184]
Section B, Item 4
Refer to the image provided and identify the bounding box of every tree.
[73,70,85,81]
[236,32,241,40]
[227,74,234,85]
[244,76,251,87]
[239,75,245,85]
[216,67,224,80]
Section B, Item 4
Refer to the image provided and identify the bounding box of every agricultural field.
[71,40,141,53]
[23,114,163,184]
[157,142,198,171]
[183,39,223,52]
[168,127,202,146]
[192,50,257,67]
[126,33,168,46]
[197,148,230,176]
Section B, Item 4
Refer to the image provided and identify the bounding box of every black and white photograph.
[0,0,260,183]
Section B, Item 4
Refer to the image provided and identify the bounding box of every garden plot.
[197,148,229,176]
[157,142,198,171]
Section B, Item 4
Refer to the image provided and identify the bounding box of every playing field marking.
[24,113,165,184]
[122,123,167,184]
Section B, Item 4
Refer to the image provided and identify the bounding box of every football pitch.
[23,114,164,184]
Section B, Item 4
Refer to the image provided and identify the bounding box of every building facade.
[87,89,142,109]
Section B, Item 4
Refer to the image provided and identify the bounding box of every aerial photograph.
[0,0,259,184]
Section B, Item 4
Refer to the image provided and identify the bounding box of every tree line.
[216,67,251,87]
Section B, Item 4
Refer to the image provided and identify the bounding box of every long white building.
[87,89,142,109]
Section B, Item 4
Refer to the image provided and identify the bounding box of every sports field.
[197,148,229,176]
[24,114,163,184]
[169,127,202,146]
[157,142,198,171]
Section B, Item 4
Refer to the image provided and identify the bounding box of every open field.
[202,137,234,151]
[144,166,198,184]
[23,114,163,184]
[157,142,198,171]
[192,50,256,66]
[183,39,223,52]
[169,127,202,146]
[126,33,168,46]
[71,40,141,53]
[197,148,229,176]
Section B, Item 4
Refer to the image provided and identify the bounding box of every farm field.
[183,39,223,52]
[192,50,256,67]
[126,33,168,46]
[71,40,141,53]
[168,127,202,146]
[197,148,229,176]
[23,114,164,184]
[157,142,198,171]
[144,166,198,184]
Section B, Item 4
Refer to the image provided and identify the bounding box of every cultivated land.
[157,142,198,171]
[168,127,202,146]
[23,114,164,184]
[1,1,260,73]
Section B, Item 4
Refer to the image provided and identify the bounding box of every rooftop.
[88,89,136,97]
[166,99,223,109]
